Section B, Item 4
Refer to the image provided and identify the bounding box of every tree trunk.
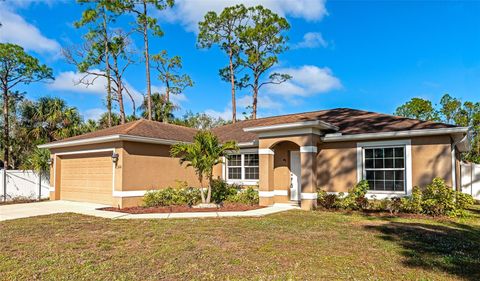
[206,172,213,203]
[252,76,259,119]
[164,81,170,124]
[103,11,112,127]
[199,175,206,203]
[229,50,236,123]
[117,78,126,124]
[143,1,152,121]
[2,87,9,202]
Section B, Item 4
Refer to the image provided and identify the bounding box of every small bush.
[317,190,340,209]
[400,186,423,213]
[385,197,402,215]
[226,186,259,205]
[455,192,475,210]
[211,179,239,204]
[336,180,370,210]
[143,186,201,207]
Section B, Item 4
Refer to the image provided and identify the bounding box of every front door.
[290,151,301,201]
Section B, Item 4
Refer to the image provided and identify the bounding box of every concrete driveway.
[0,200,126,222]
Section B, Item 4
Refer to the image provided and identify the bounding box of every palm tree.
[25,97,83,142]
[99,112,121,129]
[139,93,178,123]
[21,148,50,200]
[81,119,98,133]
[171,131,238,204]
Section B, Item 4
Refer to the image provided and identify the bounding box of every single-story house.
[39,108,471,210]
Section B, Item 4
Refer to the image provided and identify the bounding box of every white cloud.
[293,32,328,49]
[266,65,342,97]
[50,70,108,94]
[0,6,61,55]
[161,0,328,32]
[83,108,104,121]
[204,107,232,120]
[237,94,283,111]
[49,70,144,109]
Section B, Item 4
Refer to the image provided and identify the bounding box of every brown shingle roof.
[211,108,457,143]
[51,119,198,144]
[46,108,458,147]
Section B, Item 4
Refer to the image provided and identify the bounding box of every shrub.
[400,186,423,213]
[210,179,239,204]
[417,178,474,217]
[225,186,259,205]
[336,180,369,210]
[143,185,201,207]
[385,197,403,215]
[317,190,339,209]
[422,178,456,216]
[455,192,475,210]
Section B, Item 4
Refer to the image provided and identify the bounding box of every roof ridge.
[123,119,145,134]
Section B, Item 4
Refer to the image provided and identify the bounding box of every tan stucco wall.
[317,135,454,192]
[259,134,319,149]
[411,135,453,188]
[121,141,201,191]
[317,141,358,192]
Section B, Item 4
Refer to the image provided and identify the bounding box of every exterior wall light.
[47,158,53,165]
[111,153,119,163]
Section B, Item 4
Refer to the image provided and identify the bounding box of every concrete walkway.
[0,200,298,222]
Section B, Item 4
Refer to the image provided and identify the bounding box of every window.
[363,147,405,192]
[227,155,242,180]
[244,154,259,180]
[227,153,259,181]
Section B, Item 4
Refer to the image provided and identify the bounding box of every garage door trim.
[54,148,116,195]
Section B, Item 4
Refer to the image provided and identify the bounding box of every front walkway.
[0,200,298,222]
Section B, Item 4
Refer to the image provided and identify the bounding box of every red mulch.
[99,203,264,214]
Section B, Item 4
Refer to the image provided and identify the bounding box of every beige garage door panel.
[60,154,113,205]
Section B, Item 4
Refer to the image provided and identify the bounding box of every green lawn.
[1,208,480,281]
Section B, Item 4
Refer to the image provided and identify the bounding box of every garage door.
[60,152,113,205]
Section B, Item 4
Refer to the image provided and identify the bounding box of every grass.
[1,207,479,280]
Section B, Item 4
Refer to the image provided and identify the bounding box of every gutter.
[38,134,189,149]
[322,127,470,142]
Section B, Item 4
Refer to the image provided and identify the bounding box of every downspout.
[451,130,472,191]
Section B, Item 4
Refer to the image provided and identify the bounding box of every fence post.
[38,173,42,200]
[1,169,5,202]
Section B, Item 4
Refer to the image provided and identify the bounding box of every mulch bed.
[99,203,264,214]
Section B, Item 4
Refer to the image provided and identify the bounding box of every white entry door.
[290,151,301,201]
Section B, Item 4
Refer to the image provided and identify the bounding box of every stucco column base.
[301,199,317,210]
[49,191,59,200]
[274,195,290,204]
[259,196,274,206]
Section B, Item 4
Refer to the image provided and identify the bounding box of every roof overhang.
[322,127,471,147]
[38,134,189,149]
[243,120,338,137]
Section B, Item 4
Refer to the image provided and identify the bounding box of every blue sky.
[1,0,479,121]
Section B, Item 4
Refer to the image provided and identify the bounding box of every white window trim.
[356,139,412,196]
[224,149,260,185]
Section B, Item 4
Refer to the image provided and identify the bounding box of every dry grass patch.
[0,208,479,280]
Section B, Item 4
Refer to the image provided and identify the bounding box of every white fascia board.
[238,141,258,148]
[243,120,338,133]
[322,127,469,142]
[37,134,188,149]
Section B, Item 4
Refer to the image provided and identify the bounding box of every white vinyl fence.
[0,170,50,201]
[461,162,480,200]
